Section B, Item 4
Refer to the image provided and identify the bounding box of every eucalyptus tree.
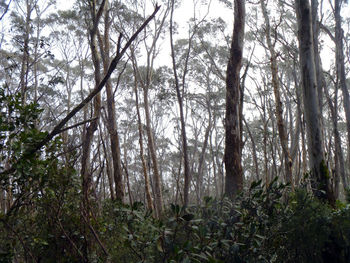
[224,0,245,198]
[260,0,293,186]
[169,0,191,207]
[131,60,154,211]
[101,0,124,201]
[125,0,170,217]
[334,0,350,180]
[295,0,334,203]
[79,0,105,233]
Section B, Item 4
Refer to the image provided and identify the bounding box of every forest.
[0,0,350,262]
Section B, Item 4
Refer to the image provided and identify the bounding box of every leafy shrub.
[100,178,350,263]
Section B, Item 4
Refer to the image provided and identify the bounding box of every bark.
[19,0,32,104]
[170,0,191,207]
[209,130,219,198]
[335,0,350,181]
[295,0,334,204]
[102,1,124,201]
[311,0,325,117]
[243,117,259,180]
[224,0,245,198]
[81,2,105,258]
[99,125,115,200]
[133,63,154,212]
[324,81,347,192]
[143,86,163,217]
[196,122,211,204]
[260,0,293,186]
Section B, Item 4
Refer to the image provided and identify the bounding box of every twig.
[0,0,12,21]
[81,211,109,257]
[57,117,98,134]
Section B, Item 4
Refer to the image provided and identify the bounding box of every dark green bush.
[99,179,350,263]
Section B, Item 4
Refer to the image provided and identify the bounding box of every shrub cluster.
[99,178,350,263]
[2,177,350,262]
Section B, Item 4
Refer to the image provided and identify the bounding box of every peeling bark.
[224,0,245,198]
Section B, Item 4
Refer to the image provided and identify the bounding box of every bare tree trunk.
[99,125,115,200]
[170,0,191,206]
[143,87,163,217]
[311,0,325,118]
[335,0,350,181]
[260,0,293,186]
[224,0,245,198]
[19,0,32,104]
[324,82,347,193]
[196,122,211,204]
[81,1,106,260]
[243,117,259,180]
[295,0,334,204]
[133,63,154,212]
[122,151,133,206]
[101,1,124,201]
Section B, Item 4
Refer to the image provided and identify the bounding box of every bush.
[99,179,350,263]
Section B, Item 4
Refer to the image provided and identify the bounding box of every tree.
[334,0,350,182]
[260,0,293,186]
[295,0,334,203]
[101,0,124,201]
[224,0,245,198]
[169,0,191,207]
[131,59,154,212]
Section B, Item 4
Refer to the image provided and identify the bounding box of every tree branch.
[0,0,12,21]
[57,117,98,134]
[0,4,161,177]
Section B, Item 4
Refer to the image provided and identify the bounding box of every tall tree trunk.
[170,0,191,206]
[335,0,350,180]
[311,0,325,118]
[224,0,245,198]
[81,1,106,260]
[143,87,163,217]
[196,121,211,204]
[19,0,32,104]
[133,62,154,212]
[243,117,259,180]
[260,0,293,186]
[324,81,347,192]
[101,1,124,201]
[295,0,334,204]
[99,126,115,200]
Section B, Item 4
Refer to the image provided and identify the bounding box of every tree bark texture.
[295,0,334,204]
[311,0,325,118]
[102,1,124,201]
[324,83,347,192]
[133,64,154,212]
[224,0,245,198]
[143,87,163,217]
[19,0,32,105]
[335,0,350,180]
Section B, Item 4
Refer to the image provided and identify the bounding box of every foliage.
[0,88,83,262]
[2,142,350,263]
[97,179,350,263]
